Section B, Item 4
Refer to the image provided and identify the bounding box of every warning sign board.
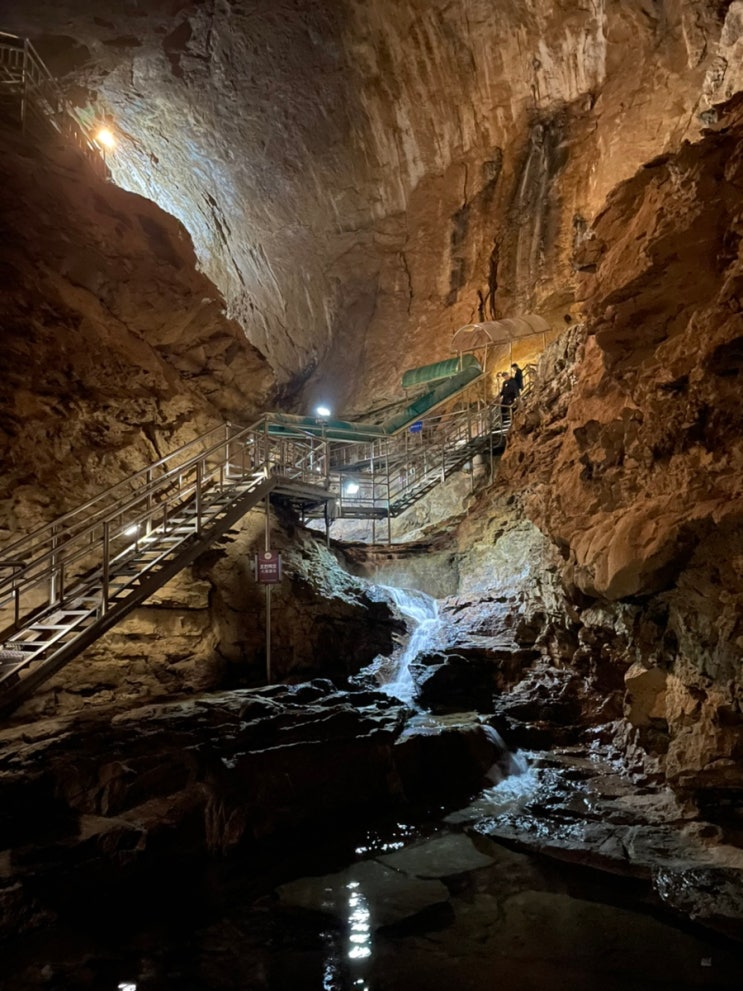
[255,550,282,584]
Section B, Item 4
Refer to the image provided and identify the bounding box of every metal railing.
[0,371,522,706]
[0,418,331,644]
[330,397,510,519]
[0,31,108,178]
[0,369,529,640]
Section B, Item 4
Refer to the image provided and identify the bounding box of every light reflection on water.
[346,882,372,961]
[354,821,418,856]
[446,763,539,825]
[320,882,374,989]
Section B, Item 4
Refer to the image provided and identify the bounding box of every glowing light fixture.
[96,126,116,150]
[315,405,331,419]
[124,524,140,536]
[344,481,360,496]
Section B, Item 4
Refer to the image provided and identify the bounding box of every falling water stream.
[374,585,441,706]
[6,584,741,989]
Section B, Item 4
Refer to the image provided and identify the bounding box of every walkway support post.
[386,440,392,545]
[264,495,271,685]
[101,522,110,615]
[371,445,377,545]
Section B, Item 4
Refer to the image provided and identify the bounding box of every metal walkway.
[0,391,512,712]
[0,421,335,712]
[0,31,108,177]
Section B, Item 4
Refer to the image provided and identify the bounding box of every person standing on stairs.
[500,372,519,425]
[511,363,524,393]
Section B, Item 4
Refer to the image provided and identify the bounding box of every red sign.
[256,551,282,584]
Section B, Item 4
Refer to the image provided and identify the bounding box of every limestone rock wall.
[0,127,272,538]
[497,98,743,798]
[4,1,740,413]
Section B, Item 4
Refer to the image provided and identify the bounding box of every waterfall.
[377,586,440,706]
[481,724,529,782]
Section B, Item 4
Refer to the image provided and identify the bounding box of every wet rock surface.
[4,761,743,990]
[467,748,743,940]
[0,682,507,939]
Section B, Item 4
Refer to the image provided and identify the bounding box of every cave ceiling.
[3,0,743,414]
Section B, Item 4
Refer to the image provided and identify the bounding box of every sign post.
[255,497,281,683]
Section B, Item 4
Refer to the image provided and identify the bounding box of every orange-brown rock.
[502,98,743,603]
[0,127,272,538]
[4,1,741,410]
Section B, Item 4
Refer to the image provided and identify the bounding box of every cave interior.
[1,1,743,988]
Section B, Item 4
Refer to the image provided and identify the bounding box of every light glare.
[315,405,331,418]
[96,126,116,149]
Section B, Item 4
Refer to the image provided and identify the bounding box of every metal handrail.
[0,373,516,652]
[330,394,507,517]
[0,423,231,564]
[0,30,108,176]
[0,412,342,640]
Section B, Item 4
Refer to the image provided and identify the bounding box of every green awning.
[401,354,481,391]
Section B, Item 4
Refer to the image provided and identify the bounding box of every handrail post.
[145,468,153,535]
[101,522,110,615]
[20,39,28,132]
[324,430,330,490]
[467,407,474,493]
[264,418,270,477]
[196,460,203,534]
[224,424,232,482]
[58,561,66,605]
[49,524,58,605]
[385,439,392,545]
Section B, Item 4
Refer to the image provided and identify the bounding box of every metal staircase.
[328,398,509,520]
[0,388,513,712]
[0,421,334,712]
[0,31,108,177]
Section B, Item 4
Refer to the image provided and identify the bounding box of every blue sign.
[409,421,423,434]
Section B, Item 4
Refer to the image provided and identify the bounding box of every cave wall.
[498,97,743,795]
[0,126,272,535]
[4,0,742,414]
[0,1,742,786]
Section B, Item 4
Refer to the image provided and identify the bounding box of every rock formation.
[1,0,743,968]
[499,95,743,806]
[0,127,272,537]
[5,0,743,410]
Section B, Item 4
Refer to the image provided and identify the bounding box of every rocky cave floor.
[1,472,743,990]
[2,730,743,991]
[2,638,743,988]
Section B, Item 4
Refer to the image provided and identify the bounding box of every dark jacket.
[500,377,519,406]
[512,365,524,391]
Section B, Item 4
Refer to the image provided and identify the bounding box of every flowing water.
[374,586,440,706]
[5,586,741,988]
